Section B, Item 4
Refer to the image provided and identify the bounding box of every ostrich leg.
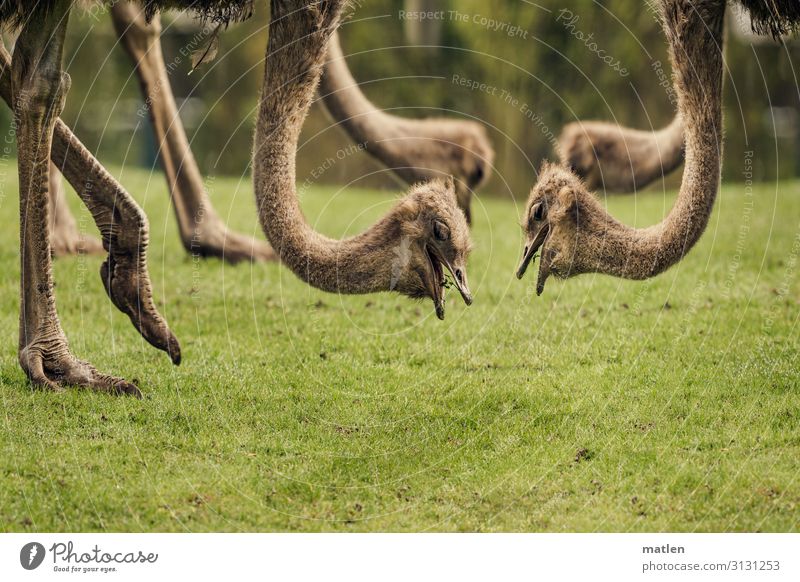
[12,3,141,395]
[48,162,104,256]
[111,1,275,263]
[1,42,181,377]
[558,116,685,192]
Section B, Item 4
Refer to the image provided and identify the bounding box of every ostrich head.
[516,162,603,294]
[449,122,495,223]
[390,177,473,319]
[457,122,494,190]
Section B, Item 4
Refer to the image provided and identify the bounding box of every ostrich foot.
[186,219,277,264]
[100,252,182,365]
[47,119,182,367]
[50,223,104,257]
[20,332,141,397]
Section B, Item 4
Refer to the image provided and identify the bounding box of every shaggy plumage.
[142,0,254,25]
[738,0,800,37]
[0,0,255,27]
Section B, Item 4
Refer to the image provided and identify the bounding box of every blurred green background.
[3,0,798,198]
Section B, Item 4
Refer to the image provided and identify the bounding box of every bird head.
[516,161,597,294]
[390,177,473,319]
[453,123,494,223]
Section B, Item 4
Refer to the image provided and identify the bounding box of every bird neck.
[651,114,686,173]
[252,1,399,295]
[589,2,725,280]
[318,31,396,142]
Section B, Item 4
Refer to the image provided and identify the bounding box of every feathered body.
[737,0,800,37]
[3,0,797,35]
[0,0,254,27]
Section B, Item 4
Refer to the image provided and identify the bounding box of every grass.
[1,165,799,532]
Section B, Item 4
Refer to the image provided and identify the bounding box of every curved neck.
[252,1,397,295]
[590,1,725,279]
[651,114,686,173]
[318,31,395,143]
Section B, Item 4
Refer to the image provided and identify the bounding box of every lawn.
[0,165,798,532]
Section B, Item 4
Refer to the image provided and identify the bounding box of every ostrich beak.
[536,246,556,295]
[426,246,473,320]
[516,223,549,280]
[444,258,472,306]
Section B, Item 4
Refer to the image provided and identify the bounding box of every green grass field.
[1,166,798,532]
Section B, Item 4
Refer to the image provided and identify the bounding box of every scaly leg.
[1,38,180,381]
[111,1,275,263]
[49,117,183,367]
[13,3,142,396]
[48,162,104,256]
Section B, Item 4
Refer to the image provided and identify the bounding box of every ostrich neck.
[649,114,685,173]
[591,2,724,280]
[252,8,396,295]
[318,31,398,142]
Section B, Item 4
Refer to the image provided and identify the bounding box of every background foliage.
[2,0,799,197]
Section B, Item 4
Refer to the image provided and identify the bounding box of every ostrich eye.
[433,219,450,241]
[533,203,544,221]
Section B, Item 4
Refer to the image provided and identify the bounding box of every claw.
[186,224,277,264]
[109,379,143,399]
[20,343,143,398]
[101,256,182,365]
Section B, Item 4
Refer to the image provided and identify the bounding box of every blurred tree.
[403,0,444,48]
[0,0,797,199]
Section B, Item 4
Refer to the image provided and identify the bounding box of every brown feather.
[1,0,255,28]
[737,0,800,37]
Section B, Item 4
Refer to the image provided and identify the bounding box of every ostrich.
[46,2,493,260]
[3,0,471,395]
[108,1,277,263]
[48,161,104,256]
[254,0,472,319]
[318,30,495,224]
[558,116,685,193]
[558,3,798,194]
[517,0,799,294]
[41,1,275,263]
[0,36,179,397]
